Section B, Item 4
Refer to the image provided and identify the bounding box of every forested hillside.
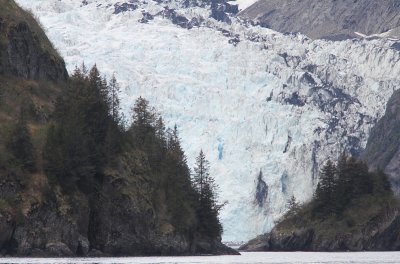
[0,0,235,256]
[241,156,400,251]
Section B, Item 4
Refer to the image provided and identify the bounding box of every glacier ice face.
[15,0,400,242]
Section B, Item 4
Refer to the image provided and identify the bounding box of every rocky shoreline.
[240,209,400,252]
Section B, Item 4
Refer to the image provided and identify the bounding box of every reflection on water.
[0,252,400,264]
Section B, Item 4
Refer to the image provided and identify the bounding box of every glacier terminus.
[15,0,400,242]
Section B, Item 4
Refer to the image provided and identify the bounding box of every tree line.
[313,154,392,217]
[6,63,223,239]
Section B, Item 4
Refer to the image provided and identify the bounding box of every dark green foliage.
[312,155,392,218]
[108,74,121,124]
[192,150,223,238]
[372,169,392,196]
[314,159,336,216]
[285,195,300,218]
[42,63,223,241]
[129,98,194,231]
[0,83,3,106]
[162,127,197,231]
[44,64,122,193]
[7,109,36,172]
[274,155,397,242]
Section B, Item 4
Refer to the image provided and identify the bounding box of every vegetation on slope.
[363,88,400,194]
[0,0,60,59]
[278,155,396,237]
[241,155,400,251]
[43,64,224,246]
[0,0,232,256]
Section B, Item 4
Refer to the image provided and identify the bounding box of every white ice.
[14,0,400,242]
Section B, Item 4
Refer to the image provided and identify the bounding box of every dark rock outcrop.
[0,0,237,257]
[364,89,400,195]
[113,2,138,14]
[0,0,68,82]
[240,0,400,40]
[210,1,238,24]
[157,7,203,29]
[0,152,238,257]
[240,208,400,252]
[255,171,268,207]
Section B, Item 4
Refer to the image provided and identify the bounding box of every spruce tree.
[8,110,36,172]
[108,74,121,123]
[130,97,157,151]
[193,150,222,238]
[286,195,299,217]
[372,169,392,195]
[315,159,336,216]
[131,97,155,129]
[193,150,210,197]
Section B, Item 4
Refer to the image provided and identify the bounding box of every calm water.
[0,252,399,264]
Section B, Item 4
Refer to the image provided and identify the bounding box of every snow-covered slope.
[15,0,400,242]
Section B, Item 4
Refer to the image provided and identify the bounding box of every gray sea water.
[0,252,399,264]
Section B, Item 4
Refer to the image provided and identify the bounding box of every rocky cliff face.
[240,205,400,251]
[0,0,68,82]
[15,0,400,242]
[240,0,400,40]
[364,90,400,195]
[0,156,236,256]
[0,0,236,256]
[240,86,400,252]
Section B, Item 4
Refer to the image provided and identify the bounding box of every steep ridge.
[364,90,400,195]
[0,0,237,256]
[240,205,400,251]
[0,0,69,256]
[0,0,67,81]
[241,48,400,251]
[240,157,400,252]
[15,0,400,243]
[240,0,400,40]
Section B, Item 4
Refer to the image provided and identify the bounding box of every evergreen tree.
[155,117,166,146]
[8,109,36,172]
[131,97,155,129]
[162,127,196,231]
[44,64,117,193]
[108,74,121,123]
[193,150,210,198]
[193,150,222,237]
[310,154,385,217]
[130,97,157,151]
[333,154,352,213]
[286,195,299,217]
[372,169,392,195]
[314,159,336,216]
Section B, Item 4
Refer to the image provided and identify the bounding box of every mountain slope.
[0,0,67,81]
[15,0,400,243]
[240,157,400,252]
[0,0,237,256]
[240,0,400,40]
[364,89,400,195]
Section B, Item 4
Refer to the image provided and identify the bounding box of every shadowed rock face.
[240,0,400,40]
[364,89,400,195]
[5,22,68,82]
[0,1,238,257]
[240,209,400,252]
[0,0,68,82]
[255,172,268,207]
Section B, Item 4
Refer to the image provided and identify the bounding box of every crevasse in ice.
[15,0,400,242]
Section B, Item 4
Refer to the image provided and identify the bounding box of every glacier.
[15,0,400,242]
